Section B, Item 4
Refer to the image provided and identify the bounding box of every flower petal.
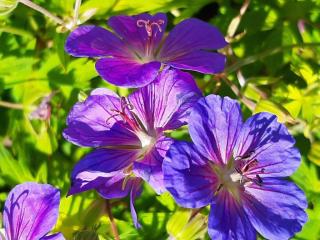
[3,182,60,240]
[163,141,217,208]
[160,18,227,59]
[65,25,128,57]
[128,68,201,131]
[234,112,300,177]
[188,95,243,164]
[41,233,65,240]
[63,89,140,147]
[208,190,256,240]
[130,179,143,229]
[95,58,161,88]
[133,136,173,194]
[68,148,140,196]
[243,178,308,240]
[108,13,167,56]
[165,51,226,74]
[97,173,134,199]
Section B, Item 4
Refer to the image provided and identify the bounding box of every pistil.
[136,19,164,57]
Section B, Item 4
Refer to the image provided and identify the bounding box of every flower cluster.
[1,12,307,240]
[163,95,307,239]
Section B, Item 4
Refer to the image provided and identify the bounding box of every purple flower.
[163,95,307,240]
[65,13,227,87]
[2,182,64,240]
[63,68,201,227]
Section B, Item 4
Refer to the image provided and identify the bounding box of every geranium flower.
[163,95,307,239]
[65,13,227,87]
[2,182,64,240]
[63,68,201,227]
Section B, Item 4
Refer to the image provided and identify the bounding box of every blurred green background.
[0,0,320,239]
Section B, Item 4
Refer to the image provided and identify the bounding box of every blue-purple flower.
[2,182,64,240]
[163,95,307,240]
[65,13,227,88]
[63,68,201,227]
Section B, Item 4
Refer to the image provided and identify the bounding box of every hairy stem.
[19,0,65,26]
[106,200,120,240]
[220,74,256,111]
[73,0,82,26]
[0,100,24,110]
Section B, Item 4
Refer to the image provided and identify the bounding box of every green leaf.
[166,209,207,240]
[54,33,70,70]
[0,0,18,16]
[294,202,320,240]
[36,162,48,183]
[254,99,295,123]
[0,145,34,184]
[156,192,176,211]
[291,159,320,197]
[308,142,320,166]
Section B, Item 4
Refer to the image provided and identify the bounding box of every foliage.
[0,0,320,239]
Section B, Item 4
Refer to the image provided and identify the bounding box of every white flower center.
[136,131,155,149]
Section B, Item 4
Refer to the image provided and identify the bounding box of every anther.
[234,150,254,161]
[215,184,223,195]
[255,175,263,186]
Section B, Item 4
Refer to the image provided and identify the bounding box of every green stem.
[225,42,320,73]
[0,26,33,38]
[220,75,256,111]
[19,0,65,26]
[105,200,120,240]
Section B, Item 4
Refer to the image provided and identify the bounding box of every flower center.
[106,97,157,152]
[136,19,164,37]
[136,131,155,149]
[213,152,264,202]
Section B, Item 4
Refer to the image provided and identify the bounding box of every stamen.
[137,19,164,37]
[242,159,258,172]
[215,184,223,195]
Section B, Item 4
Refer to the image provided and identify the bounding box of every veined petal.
[109,13,167,56]
[208,190,256,240]
[234,112,300,177]
[163,141,217,208]
[243,178,307,240]
[160,18,227,59]
[3,183,60,240]
[95,58,161,88]
[128,68,201,131]
[68,148,140,196]
[165,51,226,74]
[41,233,65,240]
[63,89,140,147]
[133,136,173,194]
[65,25,128,57]
[189,95,243,164]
